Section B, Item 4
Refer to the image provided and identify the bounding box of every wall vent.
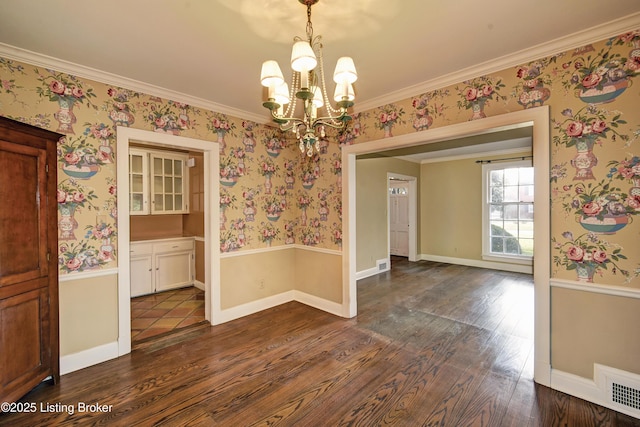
[376,259,389,273]
[612,382,640,411]
[596,364,640,419]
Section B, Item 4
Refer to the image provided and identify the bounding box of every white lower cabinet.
[130,237,194,297]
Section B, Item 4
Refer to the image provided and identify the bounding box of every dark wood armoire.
[0,116,60,404]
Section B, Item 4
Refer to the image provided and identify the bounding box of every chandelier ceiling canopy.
[260,0,357,156]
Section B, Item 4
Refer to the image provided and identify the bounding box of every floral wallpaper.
[338,30,640,287]
[0,28,639,287]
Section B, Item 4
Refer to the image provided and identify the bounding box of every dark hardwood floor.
[2,257,639,426]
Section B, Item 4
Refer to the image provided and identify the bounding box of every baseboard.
[294,290,343,317]
[60,341,119,375]
[193,280,205,291]
[419,253,533,274]
[356,258,391,280]
[356,266,379,280]
[551,366,640,419]
[215,291,295,324]
[62,290,342,373]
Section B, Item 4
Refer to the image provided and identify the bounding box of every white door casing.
[342,106,551,387]
[116,127,220,357]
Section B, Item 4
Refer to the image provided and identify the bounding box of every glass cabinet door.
[150,153,189,214]
[129,149,149,215]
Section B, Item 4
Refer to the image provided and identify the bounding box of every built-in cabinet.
[130,237,195,297]
[129,148,189,215]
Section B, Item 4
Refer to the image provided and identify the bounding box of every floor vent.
[376,259,388,272]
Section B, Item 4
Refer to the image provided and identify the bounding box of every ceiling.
[1,1,639,126]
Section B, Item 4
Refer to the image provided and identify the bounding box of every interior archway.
[341,106,551,386]
[116,127,220,356]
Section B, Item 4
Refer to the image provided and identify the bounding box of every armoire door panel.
[0,140,49,286]
[0,287,50,400]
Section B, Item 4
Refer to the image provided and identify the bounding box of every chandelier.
[260,0,357,157]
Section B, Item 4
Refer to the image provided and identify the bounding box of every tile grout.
[130,286,205,342]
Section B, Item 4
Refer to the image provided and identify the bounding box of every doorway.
[388,173,417,261]
[116,127,220,357]
[342,106,551,387]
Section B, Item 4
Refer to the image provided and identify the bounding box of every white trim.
[116,127,220,359]
[194,280,205,291]
[343,106,551,386]
[216,291,295,324]
[2,14,637,127]
[60,341,119,375]
[419,254,533,275]
[481,159,534,264]
[292,244,341,256]
[215,289,345,325]
[220,244,293,259]
[551,369,602,408]
[0,42,268,125]
[293,290,343,317]
[551,365,640,419]
[355,13,640,112]
[356,265,383,281]
[550,278,640,299]
[58,268,118,283]
[219,244,341,259]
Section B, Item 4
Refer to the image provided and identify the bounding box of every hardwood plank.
[2,258,638,426]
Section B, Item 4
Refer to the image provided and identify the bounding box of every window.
[482,160,533,264]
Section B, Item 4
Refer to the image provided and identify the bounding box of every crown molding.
[2,12,638,121]
[0,42,269,124]
[355,12,640,112]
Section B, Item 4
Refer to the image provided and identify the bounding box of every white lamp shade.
[312,87,324,108]
[291,41,317,72]
[333,56,357,84]
[260,60,284,87]
[274,82,290,105]
[334,82,355,102]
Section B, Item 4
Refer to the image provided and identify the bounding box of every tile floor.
[130,286,205,343]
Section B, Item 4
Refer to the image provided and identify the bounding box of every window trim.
[481,159,533,266]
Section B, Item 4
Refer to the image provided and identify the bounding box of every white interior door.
[389,181,410,257]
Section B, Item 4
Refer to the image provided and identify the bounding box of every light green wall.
[356,157,420,272]
[420,150,531,262]
[59,274,118,356]
[552,287,640,378]
[295,249,342,303]
[220,247,342,308]
[220,249,295,309]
